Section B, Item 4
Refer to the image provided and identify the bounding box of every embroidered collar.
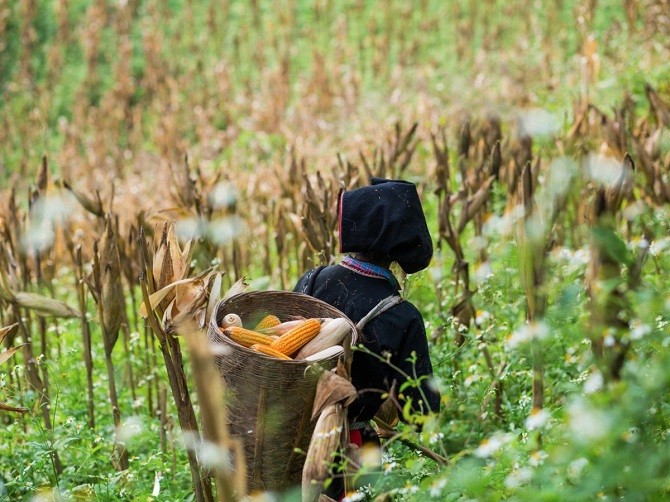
[339,256,400,290]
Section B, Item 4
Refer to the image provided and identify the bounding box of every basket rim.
[209,290,357,365]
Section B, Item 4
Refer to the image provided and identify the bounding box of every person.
[294,177,441,495]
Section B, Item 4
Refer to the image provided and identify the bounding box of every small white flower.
[475,310,491,325]
[383,461,397,474]
[504,466,533,488]
[474,433,511,458]
[568,399,611,443]
[342,493,364,502]
[649,237,670,257]
[429,432,445,445]
[525,408,551,430]
[583,371,604,394]
[630,321,651,341]
[529,450,548,467]
[430,478,447,497]
[567,457,589,480]
[505,321,549,350]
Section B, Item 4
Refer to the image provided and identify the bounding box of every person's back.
[295,177,440,425]
[295,260,439,425]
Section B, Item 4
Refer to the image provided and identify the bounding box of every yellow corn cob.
[270,318,321,357]
[254,314,281,331]
[224,326,274,348]
[251,343,292,360]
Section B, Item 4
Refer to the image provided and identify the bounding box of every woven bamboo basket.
[207,291,357,494]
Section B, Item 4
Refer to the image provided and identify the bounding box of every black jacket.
[295,264,440,424]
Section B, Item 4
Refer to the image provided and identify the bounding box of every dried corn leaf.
[0,344,24,366]
[63,181,104,217]
[302,403,345,502]
[222,277,248,301]
[0,323,17,345]
[311,370,357,421]
[140,272,212,318]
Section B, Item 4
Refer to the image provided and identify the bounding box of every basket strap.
[355,295,403,331]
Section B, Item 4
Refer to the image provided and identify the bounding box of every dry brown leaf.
[311,370,357,421]
[0,344,24,366]
[15,292,81,318]
[302,403,345,502]
[0,323,18,345]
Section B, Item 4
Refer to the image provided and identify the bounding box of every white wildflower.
[529,450,548,467]
[342,492,364,502]
[505,321,549,350]
[525,408,551,430]
[474,433,511,458]
[504,466,533,488]
[567,457,589,481]
[568,399,611,443]
[630,321,651,341]
[430,478,447,497]
[583,371,604,394]
[649,237,670,257]
[429,432,445,445]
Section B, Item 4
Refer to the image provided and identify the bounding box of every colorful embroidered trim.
[340,256,400,290]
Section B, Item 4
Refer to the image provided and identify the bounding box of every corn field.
[1,0,670,500]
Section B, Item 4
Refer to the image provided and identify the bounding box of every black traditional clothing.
[338,177,433,274]
[294,263,440,423]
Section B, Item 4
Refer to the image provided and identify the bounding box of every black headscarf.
[338,178,433,274]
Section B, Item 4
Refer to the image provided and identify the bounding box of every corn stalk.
[138,225,215,502]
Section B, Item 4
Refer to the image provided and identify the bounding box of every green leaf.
[591,227,633,265]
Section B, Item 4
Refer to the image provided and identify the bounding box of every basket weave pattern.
[207,291,356,493]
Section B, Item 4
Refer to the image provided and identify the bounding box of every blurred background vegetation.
[1,0,670,500]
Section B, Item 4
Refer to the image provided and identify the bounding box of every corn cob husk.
[302,403,345,502]
[271,318,321,357]
[258,318,306,336]
[295,318,351,359]
[99,216,124,356]
[221,313,242,328]
[13,292,81,318]
[254,314,281,331]
[304,345,344,362]
[250,343,292,360]
[225,327,274,348]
